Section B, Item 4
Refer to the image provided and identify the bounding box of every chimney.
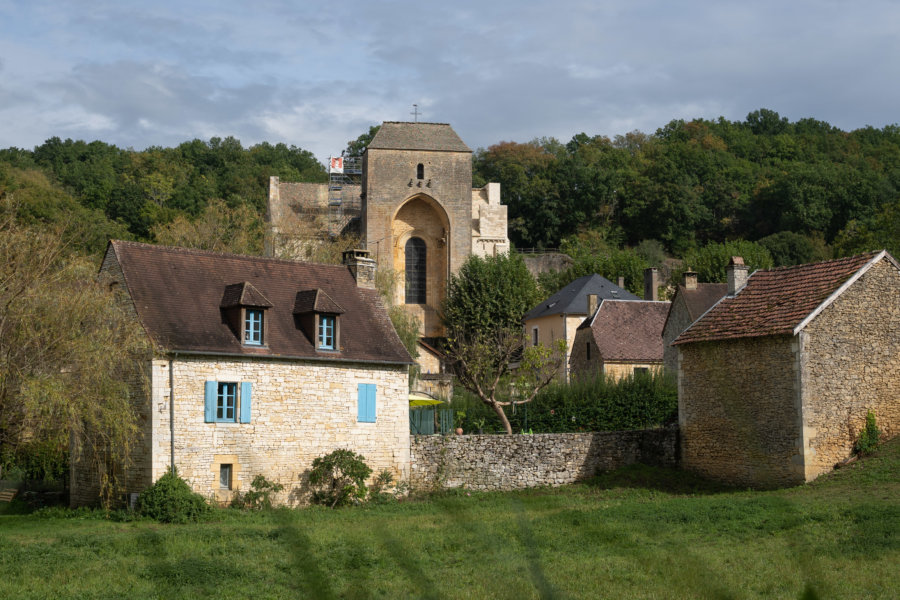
[643,268,659,301]
[726,256,748,295]
[682,270,698,290]
[587,294,599,316]
[617,276,625,288]
[343,249,376,289]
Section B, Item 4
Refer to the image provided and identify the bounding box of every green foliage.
[540,234,649,296]
[0,439,68,483]
[308,449,372,508]
[453,371,677,434]
[675,239,773,284]
[344,125,380,157]
[757,231,832,266]
[231,474,285,510]
[138,470,211,523]
[854,411,881,456]
[443,252,540,335]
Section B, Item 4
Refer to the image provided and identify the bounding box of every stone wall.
[662,294,692,373]
[521,252,574,278]
[801,258,900,479]
[409,427,678,491]
[678,335,802,488]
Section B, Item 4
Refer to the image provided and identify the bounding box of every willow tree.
[0,202,149,505]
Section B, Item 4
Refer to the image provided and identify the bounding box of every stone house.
[674,252,900,488]
[71,241,412,507]
[661,271,727,373]
[268,121,510,341]
[523,274,639,380]
[569,299,670,380]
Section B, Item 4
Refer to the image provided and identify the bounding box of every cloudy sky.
[1,0,899,164]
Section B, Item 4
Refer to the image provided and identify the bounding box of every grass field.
[2,439,898,600]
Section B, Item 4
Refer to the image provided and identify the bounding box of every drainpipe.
[169,355,176,474]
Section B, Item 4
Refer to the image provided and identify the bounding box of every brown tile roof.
[679,283,729,321]
[580,300,670,362]
[221,282,273,309]
[367,122,471,153]
[292,289,345,315]
[108,241,412,364]
[674,251,888,345]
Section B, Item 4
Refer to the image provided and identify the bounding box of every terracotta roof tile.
[367,122,471,152]
[108,241,412,364]
[220,282,273,309]
[674,252,883,345]
[292,289,345,315]
[583,300,670,362]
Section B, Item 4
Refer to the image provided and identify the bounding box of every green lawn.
[2,440,898,600]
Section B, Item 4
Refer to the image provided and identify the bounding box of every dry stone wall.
[409,427,677,491]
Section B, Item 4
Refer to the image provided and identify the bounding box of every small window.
[586,342,591,361]
[220,464,232,490]
[217,382,237,421]
[633,367,649,376]
[416,163,424,180]
[532,327,539,347]
[319,315,335,350]
[244,309,263,345]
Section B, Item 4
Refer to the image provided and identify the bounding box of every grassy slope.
[1,439,898,600]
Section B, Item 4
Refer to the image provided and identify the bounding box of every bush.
[308,449,372,508]
[854,411,881,456]
[453,371,678,434]
[138,470,211,523]
[231,474,284,510]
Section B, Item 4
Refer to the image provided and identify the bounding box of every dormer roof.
[293,289,345,315]
[220,281,273,309]
[104,240,412,364]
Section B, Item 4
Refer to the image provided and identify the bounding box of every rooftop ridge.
[110,240,349,270]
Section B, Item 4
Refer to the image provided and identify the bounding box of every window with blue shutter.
[357,383,376,423]
[240,382,252,423]
[205,381,251,423]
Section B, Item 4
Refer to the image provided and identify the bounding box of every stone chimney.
[343,249,376,289]
[587,294,599,316]
[617,276,625,288]
[726,256,748,295]
[643,268,659,301]
[682,270,698,290]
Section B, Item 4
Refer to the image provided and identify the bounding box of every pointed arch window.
[405,237,427,304]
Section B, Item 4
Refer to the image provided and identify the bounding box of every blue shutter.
[358,383,376,423]
[367,384,376,423]
[240,382,252,423]
[204,381,216,423]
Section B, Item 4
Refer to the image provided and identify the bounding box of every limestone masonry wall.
[409,427,678,491]
[801,259,900,479]
[678,335,802,488]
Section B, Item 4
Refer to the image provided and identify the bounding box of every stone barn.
[674,252,900,487]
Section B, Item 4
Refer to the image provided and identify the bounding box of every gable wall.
[148,356,409,505]
[678,335,803,487]
[662,294,691,373]
[525,314,584,380]
[801,258,900,478]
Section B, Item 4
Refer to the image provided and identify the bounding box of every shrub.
[854,410,881,456]
[308,449,372,508]
[231,474,284,510]
[138,470,211,523]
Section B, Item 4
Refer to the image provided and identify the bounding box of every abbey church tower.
[267,121,509,340]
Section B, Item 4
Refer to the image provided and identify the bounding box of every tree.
[151,198,265,255]
[0,201,150,503]
[442,253,563,434]
[674,239,773,284]
[344,125,381,158]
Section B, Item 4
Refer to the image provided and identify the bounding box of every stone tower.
[267,121,509,339]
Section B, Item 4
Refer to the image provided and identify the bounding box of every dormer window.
[318,315,336,350]
[244,309,264,345]
[294,288,345,353]
[220,282,273,347]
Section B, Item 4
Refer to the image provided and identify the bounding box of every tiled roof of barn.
[674,251,887,345]
[106,240,412,364]
[367,122,471,152]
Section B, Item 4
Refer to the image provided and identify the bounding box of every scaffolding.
[328,155,363,237]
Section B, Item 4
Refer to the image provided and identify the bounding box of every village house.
[569,299,670,380]
[674,253,900,488]
[661,271,727,373]
[523,274,639,380]
[71,241,412,507]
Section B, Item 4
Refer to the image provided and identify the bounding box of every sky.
[1,0,899,165]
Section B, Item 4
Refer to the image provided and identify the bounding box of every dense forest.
[3,108,900,278]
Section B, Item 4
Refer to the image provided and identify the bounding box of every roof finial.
[410,103,420,123]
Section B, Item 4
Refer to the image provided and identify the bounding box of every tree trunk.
[489,401,513,435]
